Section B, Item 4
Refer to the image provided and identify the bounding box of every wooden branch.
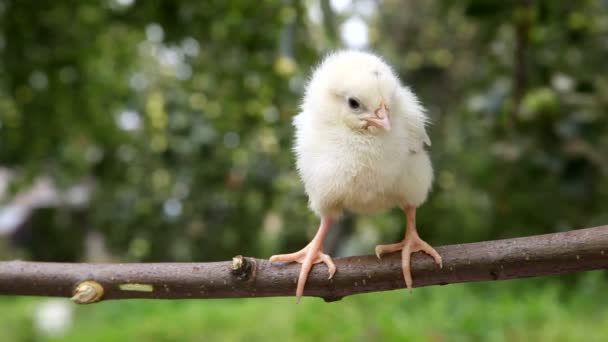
[1,226,607,303]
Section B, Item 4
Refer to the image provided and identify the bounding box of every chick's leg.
[375,205,442,290]
[270,216,335,303]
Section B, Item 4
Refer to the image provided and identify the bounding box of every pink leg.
[270,216,336,303]
[375,206,442,290]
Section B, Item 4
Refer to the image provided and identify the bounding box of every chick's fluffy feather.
[293,50,433,217]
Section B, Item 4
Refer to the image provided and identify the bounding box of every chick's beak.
[367,103,391,131]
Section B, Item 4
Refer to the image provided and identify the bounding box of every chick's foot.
[375,234,442,290]
[270,243,336,303]
[269,216,335,303]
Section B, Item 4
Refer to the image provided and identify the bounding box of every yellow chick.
[271,50,442,302]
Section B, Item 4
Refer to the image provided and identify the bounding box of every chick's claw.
[269,246,336,277]
[270,244,336,303]
[375,242,406,259]
[375,234,442,291]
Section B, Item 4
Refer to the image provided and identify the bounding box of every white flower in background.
[34,299,73,337]
[341,17,368,48]
[117,110,142,131]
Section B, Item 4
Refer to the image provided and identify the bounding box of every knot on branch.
[71,280,104,304]
[231,255,255,281]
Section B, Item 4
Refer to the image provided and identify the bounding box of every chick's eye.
[347,97,360,110]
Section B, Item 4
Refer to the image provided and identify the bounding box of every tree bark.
[1,226,607,303]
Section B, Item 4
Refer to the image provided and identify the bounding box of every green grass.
[2,272,607,342]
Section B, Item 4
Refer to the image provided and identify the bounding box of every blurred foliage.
[1,0,318,261]
[0,0,607,265]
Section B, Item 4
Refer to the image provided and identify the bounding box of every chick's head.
[302,50,401,133]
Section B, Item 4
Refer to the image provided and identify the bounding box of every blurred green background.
[1,0,607,341]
